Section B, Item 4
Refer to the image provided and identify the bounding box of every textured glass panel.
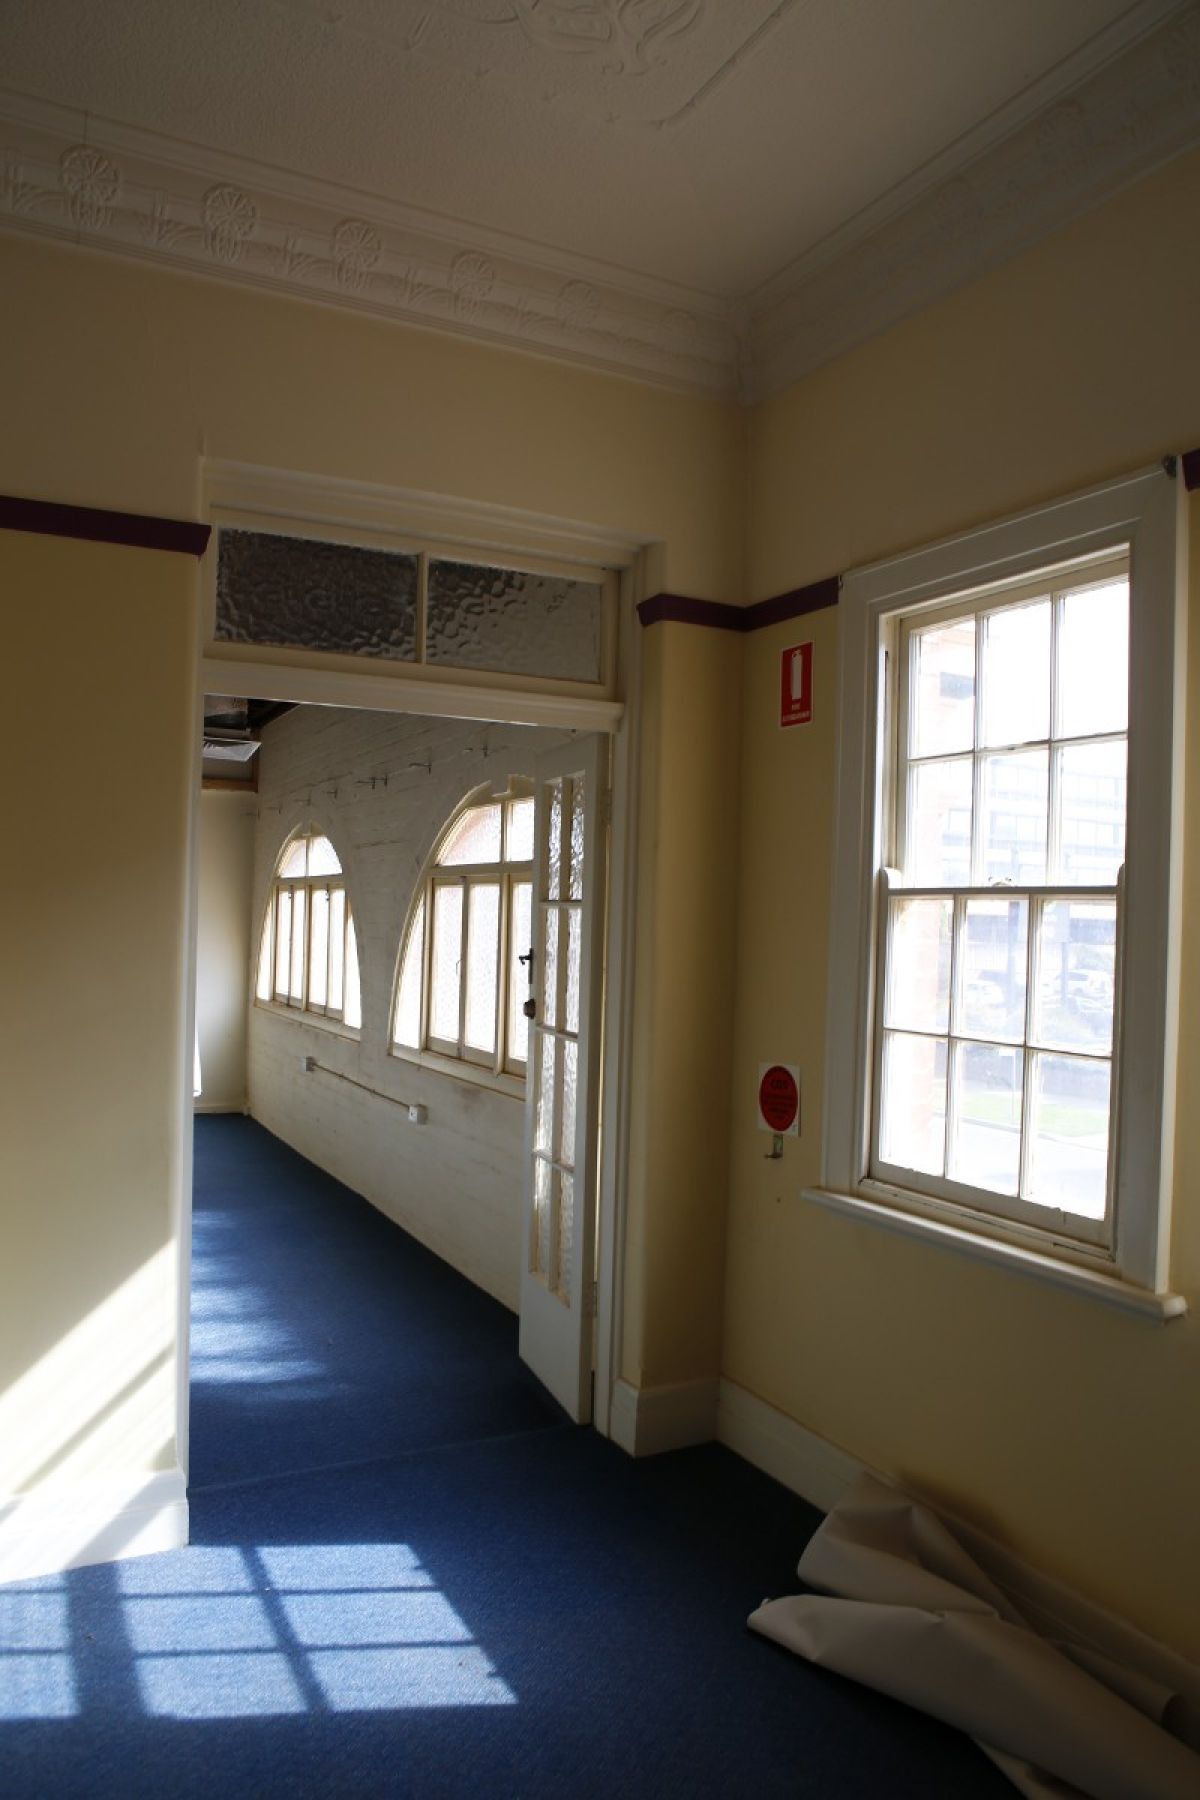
[343,914,362,1030]
[328,888,346,1014]
[440,806,502,868]
[911,617,974,758]
[506,797,534,864]
[215,530,418,661]
[1058,579,1128,739]
[565,906,581,1036]
[464,883,500,1054]
[508,881,532,1066]
[274,891,291,995]
[279,839,307,878]
[289,889,306,1003]
[535,1033,557,1157]
[1027,1052,1110,1219]
[532,1156,552,1277]
[981,600,1050,748]
[309,888,330,1011]
[880,1033,946,1176]
[956,897,1027,1042]
[948,1041,1023,1196]
[546,781,563,900]
[426,560,603,682]
[981,749,1048,885]
[256,910,272,1001]
[1035,900,1116,1053]
[394,900,425,1049]
[885,898,951,1034]
[556,1170,574,1302]
[1056,739,1125,886]
[542,906,560,1031]
[307,835,341,877]
[907,758,971,884]
[567,774,585,900]
[559,1038,577,1169]
[430,885,463,1043]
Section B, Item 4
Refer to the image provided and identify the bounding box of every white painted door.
[519,734,608,1421]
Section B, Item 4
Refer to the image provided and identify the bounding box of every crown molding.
[1,4,1197,405]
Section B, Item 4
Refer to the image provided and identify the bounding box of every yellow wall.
[0,529,197,1495]
[727,147,1200,1658]
[195,788,256,1113]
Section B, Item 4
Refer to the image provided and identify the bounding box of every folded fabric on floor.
[748,1474,1200,1800]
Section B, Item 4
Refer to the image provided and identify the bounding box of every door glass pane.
[1027,1052,1110,1219]
[956,897,1027,1042]
[394,899,425,1049]
[289,889,306,1003]
[507,882,532,1066]
[546,781,563,900]
[328,888,346,1014]
[309,888,330,1010]
[565,906,581,1036]
[274,890,292,995]
[880,1033,947,1176]
[910,617,975,758]
[559,1038,577,1170]
[343,914,362,1030]
[1055,739,1125,886]
[464,883,500,1053]
[948,1041,1022,1196]
[907,758,972,884]
[506,797,534,864]
[430,884,463,1042]
[980,748,1048,885]
[556,1170,574,1301]
[980,600,1050,748]
[567,775,585,900]
[532,1156,552,1277]
[535,1032,557,1156]
[1058,579,1128,739]
[885,897,951,1034]
[542,906,560,1031]
[440,805,502,868]
[1034,900,1116,1053]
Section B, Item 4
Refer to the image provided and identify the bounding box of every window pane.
[546,781,564,899]
[980,599,1050,748]
[532,1156,552,1277]
[279,839,307,878]
[567,775,585,900]
[289,889,306,1003]
[910,618,974,758]
[542,905,560,1031]
[508,881,532,1065]
[880,1033,947,1177]
[430,885,464,1042]
[307,835,341,877]
[980,748,1048,885]
[1027,1052,1110,1220]
[274,891,292,995]
[426,559,604,683]
[464,883,500,1054]
[1034,900,1116,1053]
[559,1038,577,1169]
[343,913,362,1030]
[309,888,330,1010]
[556,1169,574,1301]
[215,529,418,661]
[1056,739,1125,886]
[1058,579,1128,739]
[506,797,534,864]
[394,899,425,1049]
[535,1033,556,1156]
[328,888,346,1014]
[885,897,951,1033]
[956,897,1027,1042]
[440,805,502,867]
[907,757,972,885]
[948,1041,1022,1196]
[256,910,272,1001]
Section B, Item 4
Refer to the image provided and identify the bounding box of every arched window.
[256,829,362,1029]
[393,783,533,1079]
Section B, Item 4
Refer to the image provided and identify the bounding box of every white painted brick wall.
[247,706,568,1312]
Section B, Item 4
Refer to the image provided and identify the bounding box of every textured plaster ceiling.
[1,0,1197,393]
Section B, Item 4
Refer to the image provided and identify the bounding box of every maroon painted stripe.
[638,574,839,633]
[0,494,211,557]
[1182,448,1200,492]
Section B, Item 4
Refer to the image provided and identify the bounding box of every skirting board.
[609,1377,719,1457]
[0,1468,188,1586]
[716,1379,1200,1748]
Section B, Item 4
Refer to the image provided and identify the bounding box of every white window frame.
[391,781,535,1095]
[256,828,361,1033]
[816,467,1186,1316]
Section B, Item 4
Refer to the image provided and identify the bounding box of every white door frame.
[179,469,650,1472]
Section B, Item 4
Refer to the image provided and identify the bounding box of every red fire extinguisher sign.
[780,642,813,728]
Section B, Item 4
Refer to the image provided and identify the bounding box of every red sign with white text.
[780,641,813,728]
[758,1063,800,1136]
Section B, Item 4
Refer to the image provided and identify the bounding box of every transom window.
[393,786,534,1080]
[256,830,362,1029]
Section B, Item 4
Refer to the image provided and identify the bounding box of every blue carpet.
[0,1116,1011,1797]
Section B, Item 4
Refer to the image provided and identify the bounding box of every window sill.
[254,1000,360,1042]
[800,1185,1187,1322]
[389,1045,525,1101]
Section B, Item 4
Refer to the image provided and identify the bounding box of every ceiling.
[2,0,1198,395]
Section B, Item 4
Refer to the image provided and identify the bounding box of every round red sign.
[759,1064,799,1134]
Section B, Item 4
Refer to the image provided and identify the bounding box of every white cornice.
[1,4,1197,403]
